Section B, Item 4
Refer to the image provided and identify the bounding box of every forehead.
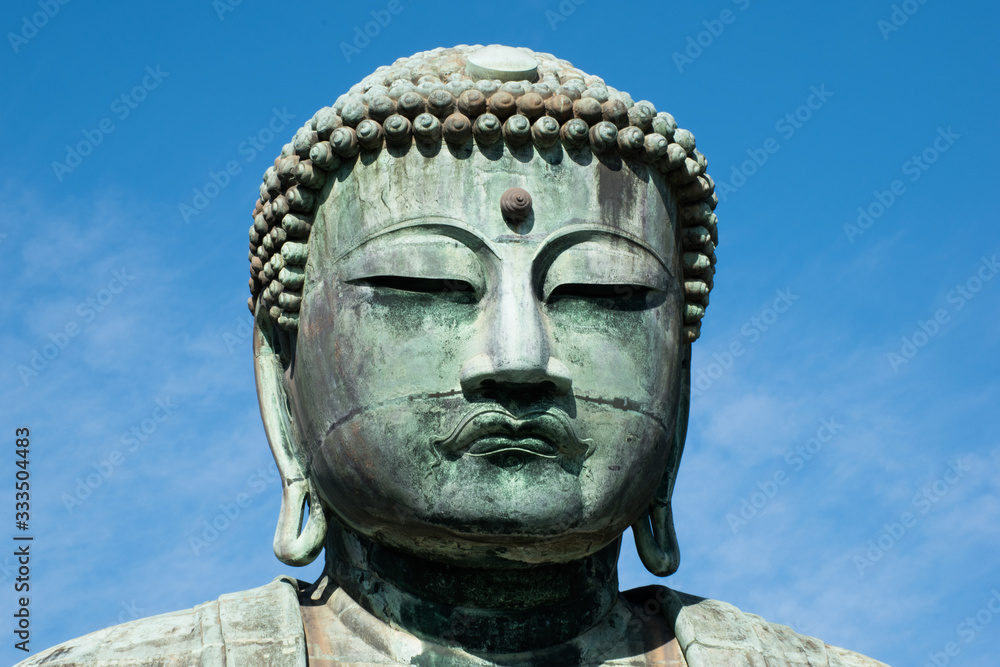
[313,148,677,259]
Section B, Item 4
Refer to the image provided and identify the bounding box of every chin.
[318,454,660,568]
[349,516,637,568]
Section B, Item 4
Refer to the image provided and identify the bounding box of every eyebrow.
[334,216,500,263]
[533,221,672,274]
[335,217,671,273]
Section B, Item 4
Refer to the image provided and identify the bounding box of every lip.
[465,435,559,459]
[433,407,593,461]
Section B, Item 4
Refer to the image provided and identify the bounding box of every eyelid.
[338,234,485,293]
[531,224,673,279]
[539,239,669,301]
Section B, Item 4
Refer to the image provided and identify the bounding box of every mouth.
[465,436,559,459]
[433,407,594,461]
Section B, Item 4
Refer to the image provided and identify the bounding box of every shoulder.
[15,576,307,667]
[624,585,890,667]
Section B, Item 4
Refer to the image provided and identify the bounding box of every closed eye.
[549,283,651,300]
[547,283,662,310]
[350,276,478,297]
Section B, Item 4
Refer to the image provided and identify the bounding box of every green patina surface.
[17,45,889,667]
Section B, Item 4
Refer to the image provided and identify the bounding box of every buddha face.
[284,146,684,566]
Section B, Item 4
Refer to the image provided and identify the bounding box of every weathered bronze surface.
[19,45,887,667]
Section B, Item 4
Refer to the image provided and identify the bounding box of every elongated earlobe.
[633,347,690,577]
[254,308,326,566]
[274,476,326,566]
[633,499,680,577]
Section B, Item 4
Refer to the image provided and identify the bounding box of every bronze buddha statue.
[20,45,886,667]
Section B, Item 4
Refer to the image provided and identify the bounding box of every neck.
[323,524,622,654]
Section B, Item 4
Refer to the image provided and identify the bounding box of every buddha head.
[248,46,718,578]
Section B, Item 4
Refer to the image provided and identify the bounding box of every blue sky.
[2,1,998,665]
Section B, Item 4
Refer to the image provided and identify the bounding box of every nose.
[459,274,572,396]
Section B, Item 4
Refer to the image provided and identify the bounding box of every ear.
[632,344,690,577]
[253,307,327,566]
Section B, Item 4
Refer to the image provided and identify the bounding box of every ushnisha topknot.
[248,45,718,342]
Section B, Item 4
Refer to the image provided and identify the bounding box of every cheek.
[547,296,680,405]
[299,285,481,412]
[306,399,460,526]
